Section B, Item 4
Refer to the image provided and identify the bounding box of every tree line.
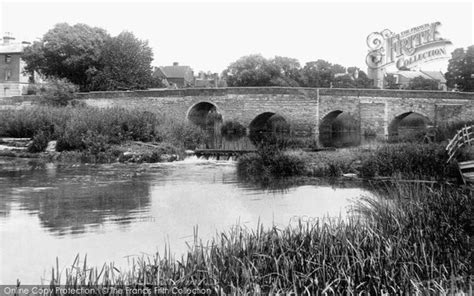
[222,54,374,89]
[23,23,474,92]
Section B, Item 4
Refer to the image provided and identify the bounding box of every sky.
[0,0,473,74]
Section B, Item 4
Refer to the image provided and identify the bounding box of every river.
[0,157,373,284]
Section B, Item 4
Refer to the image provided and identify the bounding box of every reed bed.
[43,183,472,295]
[0,105,207,158]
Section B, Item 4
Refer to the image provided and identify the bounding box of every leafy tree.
[445,45,474,92]
[326,66,374,89]
[406,76,440,90]
[22,23,109,90]
[222,55,373,89]
[223,54,302,87]
[385,74,400,89]
[23,23,157,91]
[269,56,302,86]
[300,60,345,87]
[223,54,275,87]
[353,70,373,88]
[90,31,154,90]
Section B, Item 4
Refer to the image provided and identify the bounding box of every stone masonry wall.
[0,87,473,140]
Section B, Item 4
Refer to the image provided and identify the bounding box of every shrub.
[359,143,458,179]
[37,78,79,106]
[220,120,246,140]
[27,130,51,152]
[155,117,207,150]
[431,120,474,142]
[0,106,209,163]
[237,150,309,182]
[308,148,360,177]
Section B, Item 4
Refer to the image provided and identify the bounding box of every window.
[5,55,11,63]
[4,69,11,80]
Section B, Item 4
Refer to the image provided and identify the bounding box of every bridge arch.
[186,101,221,129]
[388,111,431,141]
[248,112,289,144]
[319,110,360,147]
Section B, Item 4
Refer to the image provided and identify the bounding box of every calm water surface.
[0,157,372,284]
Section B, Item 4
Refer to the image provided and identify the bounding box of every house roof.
[391,70,446,83]
[0,42,25,54]
[421,71,447,83]
[153,67,167,78]
[159,65,193,79]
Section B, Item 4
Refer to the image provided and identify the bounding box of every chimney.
[173,62,179,66]
[3,32,15,44]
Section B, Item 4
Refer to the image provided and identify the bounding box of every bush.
[359,143,458,179]
[308,148,360,177]
[220,120,246,140]
[0,106,208,162]
[237,150,309,182]
[155,117,207,150]
[37,78,79,106]
[431,120,474,142]
[27,130,51,152]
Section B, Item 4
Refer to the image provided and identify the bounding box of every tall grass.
[358,143,461,180]
[0,106,207,157]
[431,120,474,143]
[44,184,473,294]
[237,142,464,181]
[237,149,310,183]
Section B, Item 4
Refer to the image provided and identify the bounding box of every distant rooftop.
[159,62,193,79]
[391,70,446,83]
[0,33,30,54]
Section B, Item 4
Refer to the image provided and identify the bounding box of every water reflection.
[0,158,373,284]
[320,131,362,148]
[0,162,154,236]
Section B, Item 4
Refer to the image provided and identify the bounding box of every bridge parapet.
[1,87,473,144]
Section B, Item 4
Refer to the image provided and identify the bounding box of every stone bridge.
[1,87,473,143]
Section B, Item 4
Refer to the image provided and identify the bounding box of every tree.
[23,23,157,91]
[222,54,302,87]
[384,74,400,89]
[269,56,302,86]
[223,54,274,87]
[90,31,154,90]
[445,45,474,92]
[331,70,373,89]
[22,23,110,90]
[300,60,345,87]
[406,76,440,90]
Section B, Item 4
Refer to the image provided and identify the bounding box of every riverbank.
[0,140,183,164]
[0,105,210,164]
[237,142,473,183]
[44,182,472,294]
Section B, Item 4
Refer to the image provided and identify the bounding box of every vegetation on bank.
[0,106,207,163]
[45,183,472,294]
[237,119,474,182]
[237,142,469,183]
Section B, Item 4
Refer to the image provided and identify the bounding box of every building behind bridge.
[153,62,195,88]
[388,70,447,91]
